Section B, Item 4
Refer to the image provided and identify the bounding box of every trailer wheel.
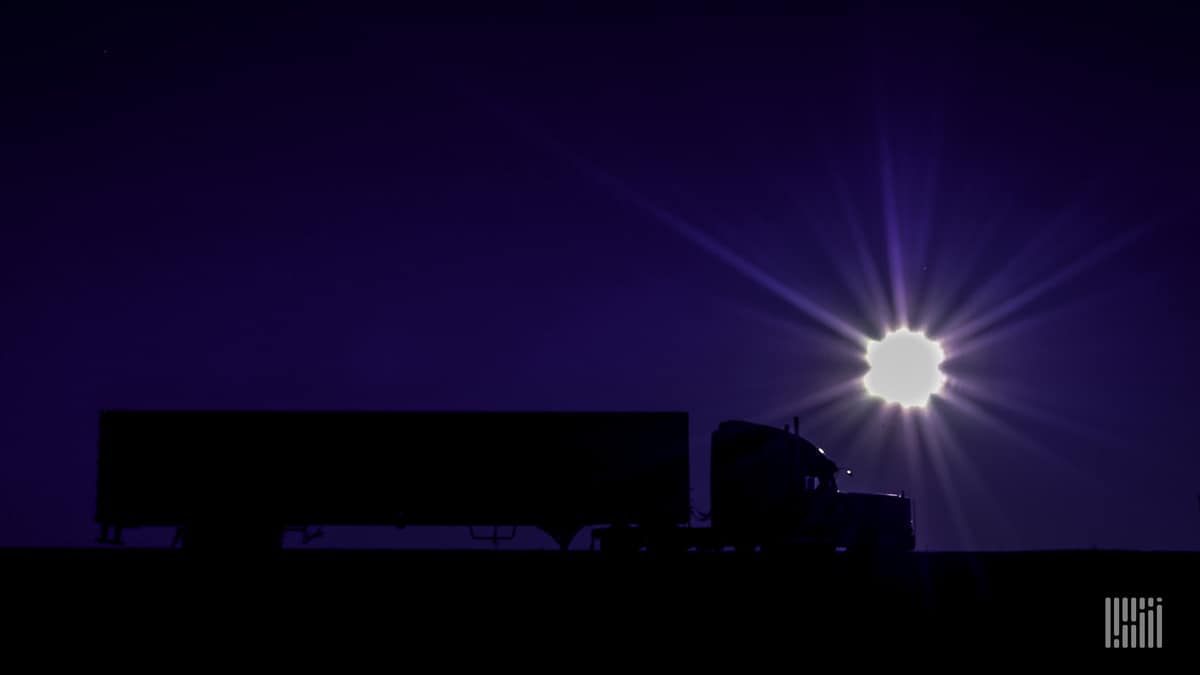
[643,527,687,554]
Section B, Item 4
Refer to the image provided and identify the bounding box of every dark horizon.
[3,5,1200,552]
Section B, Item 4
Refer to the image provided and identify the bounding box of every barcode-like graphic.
[1105,597,1162,648]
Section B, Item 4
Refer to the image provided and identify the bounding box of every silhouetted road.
[5,549,1197,652]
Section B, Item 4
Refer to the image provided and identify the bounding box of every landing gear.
[96,524,124,546]
[538,523,583,551]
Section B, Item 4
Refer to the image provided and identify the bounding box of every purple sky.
[3,6,1199,550]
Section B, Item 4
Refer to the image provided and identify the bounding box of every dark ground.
[5,548,1196,655]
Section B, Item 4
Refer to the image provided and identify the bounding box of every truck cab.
[709,420,915,553]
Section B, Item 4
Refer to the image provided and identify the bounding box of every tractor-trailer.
[95,410,915,553]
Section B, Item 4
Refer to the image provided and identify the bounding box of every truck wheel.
[733,540,758,554]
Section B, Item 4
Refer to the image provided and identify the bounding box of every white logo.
[1106,597,1162,648]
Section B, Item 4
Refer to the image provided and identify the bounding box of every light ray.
[943,286,1116,359]
[907,412,978,549]
[754,378,873,425]
[456,89,866,346]
[921,207,1014,337]
[787,195,881,336]
[950,377,1126,462]
[931,190,1101,334]
[791,392,877,439]
[877,131,910,327]
[830,170,892,337]
[939,391,1103,488]
[719,300,876,364]
[946,227,1146,345]
[817,401,889,492]
[921,413,1023,549]
[604,188,864,345]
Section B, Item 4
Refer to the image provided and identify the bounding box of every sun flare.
[863,329,946,408]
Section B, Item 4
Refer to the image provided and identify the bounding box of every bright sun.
[863,329,947,408]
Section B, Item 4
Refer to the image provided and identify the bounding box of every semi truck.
[94,410,915,553]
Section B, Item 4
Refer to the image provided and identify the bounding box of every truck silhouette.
[94,410,915,553]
